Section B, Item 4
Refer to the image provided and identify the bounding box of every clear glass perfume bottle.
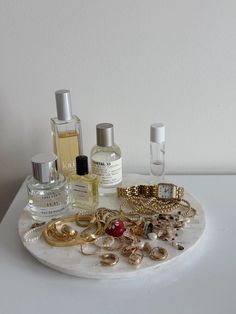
[70,155,99,213]
[91,123,122,195]
[51,90,83,176]
[26,153,70,221]
[150,123,165,181]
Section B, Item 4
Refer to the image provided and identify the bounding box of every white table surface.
[0,175,235,314]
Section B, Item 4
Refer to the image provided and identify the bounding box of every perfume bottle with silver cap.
[51,90,83,176]
[91,123,122,194]
[150,123,165,180]
[26,153,70,221]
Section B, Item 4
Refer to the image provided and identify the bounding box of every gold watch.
[157,183,184,200]
[117,183,184,200]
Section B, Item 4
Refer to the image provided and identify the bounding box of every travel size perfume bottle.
[26,153,70,221]
[51,90,83,176]
[70,155,99,213]
[150,123,165,180]
[91,123,122,194]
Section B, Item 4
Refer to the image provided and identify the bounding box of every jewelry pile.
[24,184,197,268]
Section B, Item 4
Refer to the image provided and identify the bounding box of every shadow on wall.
[0,92,51,221]
[0,178,23,221]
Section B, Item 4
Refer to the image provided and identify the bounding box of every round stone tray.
[18,174,206,279]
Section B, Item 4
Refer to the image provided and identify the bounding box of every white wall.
[1,0,236,217]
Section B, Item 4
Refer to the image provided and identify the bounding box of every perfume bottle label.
[91,158,122,186]
[41,191,61,206]
[72,182,89,201]
[37,207,68,216]
[26,175,70,221]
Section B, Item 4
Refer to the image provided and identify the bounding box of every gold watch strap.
[117,184,184,200]
[117,185,158,198]
[176,187,184,199]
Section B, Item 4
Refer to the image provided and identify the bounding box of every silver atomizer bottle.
[150,123,165,181]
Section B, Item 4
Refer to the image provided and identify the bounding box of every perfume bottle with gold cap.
[51,90,83,176]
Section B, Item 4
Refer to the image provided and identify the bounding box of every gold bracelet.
[117,184,184,200]
[43,215,103,247]
[117,184,196,215]
[127,196,181,214]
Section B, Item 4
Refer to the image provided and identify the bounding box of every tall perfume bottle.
[70,155,99,213]
[26,153,70,221]
[51,90,83,176]
[150,123,165,180]
[91,123,122,194]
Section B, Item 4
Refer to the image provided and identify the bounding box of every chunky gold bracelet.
[117,184,184,200]
[43,215,103,247]
[117,184,196,216]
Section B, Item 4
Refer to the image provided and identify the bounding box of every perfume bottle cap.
[150,123,165,143]
[55,90,72,121]
[96,123,114,147]
[31,153,58,183]
[76,155,88,175]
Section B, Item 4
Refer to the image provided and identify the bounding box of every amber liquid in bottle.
[52,90,83,176]
[51,117,82,176]
[53,131,80,175]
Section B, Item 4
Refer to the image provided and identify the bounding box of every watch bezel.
[158,183,177,199]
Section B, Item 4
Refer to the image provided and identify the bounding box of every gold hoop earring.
[100,253,119,266]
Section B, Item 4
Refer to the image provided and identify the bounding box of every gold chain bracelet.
[117,184,196,216]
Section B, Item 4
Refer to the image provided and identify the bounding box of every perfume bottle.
[51,90,83,176]
[91,123,122,194]
[150,123,165,180]
[26,153,70,221]
[70,155,99,213]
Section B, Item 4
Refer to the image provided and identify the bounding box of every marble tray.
[18,174,206,279]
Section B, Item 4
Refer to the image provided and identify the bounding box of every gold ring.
[104,238,123,251]
[100,253,119,266]
[75,213,94,227]
[94,236,115,248]
[143,242,152,255]
[149,247,168,260]
[128,249,143,265]
[121,245,137,257]
[80,221,103,241]
[80,244,99,256]
[61,224,77,236]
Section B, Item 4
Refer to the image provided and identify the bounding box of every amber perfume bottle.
[51,90,83,176]
[70,155,99,213]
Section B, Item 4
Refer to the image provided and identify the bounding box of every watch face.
[158,184,174,199]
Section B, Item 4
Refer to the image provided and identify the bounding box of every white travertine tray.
[18,174,206,279]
